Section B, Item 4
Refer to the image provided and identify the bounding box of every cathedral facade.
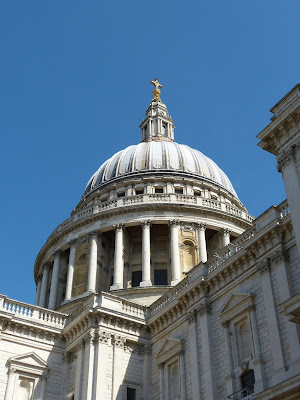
[1,83,300,400]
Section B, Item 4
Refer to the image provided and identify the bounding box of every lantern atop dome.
[140,80,175,142]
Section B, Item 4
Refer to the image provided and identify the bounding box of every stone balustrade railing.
[48,193,254,240]
[0,295,67,328]
[149,199,290,317]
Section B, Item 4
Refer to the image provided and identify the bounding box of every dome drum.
[34,95,253,310]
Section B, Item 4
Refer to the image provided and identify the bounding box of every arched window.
[241,369,255,396]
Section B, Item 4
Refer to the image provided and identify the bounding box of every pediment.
[9,352,48,369]
[156,338,184,364]
[219,292,255,320]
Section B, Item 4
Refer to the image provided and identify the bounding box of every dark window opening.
[175,188,183,195]
[136,189,144,195]
[154,270,168,285]
[241,370,255,397]
[132,271,142,287]
[117,192,125,198]
[111,276,114,286]
[155,187,164,194]
[127,387,136,400]
[102,241,106,249]
[194,190,201,197]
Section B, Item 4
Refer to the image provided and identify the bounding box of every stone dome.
[82,141,237,199]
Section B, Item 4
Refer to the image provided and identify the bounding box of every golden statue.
[150,78,163,101]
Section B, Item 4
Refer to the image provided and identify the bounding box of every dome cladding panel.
[83,142,237,198]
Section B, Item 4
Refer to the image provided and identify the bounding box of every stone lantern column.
[110,224,124,290]
[170,220,180,285]
[140,220,152,287]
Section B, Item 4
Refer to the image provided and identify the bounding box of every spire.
[140,79,175,142]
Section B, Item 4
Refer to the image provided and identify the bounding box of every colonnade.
[35,221,232,310]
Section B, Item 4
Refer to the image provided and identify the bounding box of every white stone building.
[1,83,300,400]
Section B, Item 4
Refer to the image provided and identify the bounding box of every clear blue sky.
[1,1,299,304]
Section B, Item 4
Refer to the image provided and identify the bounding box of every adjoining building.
[1,82,300,400]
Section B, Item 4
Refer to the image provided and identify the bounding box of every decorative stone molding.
[222,228,231,237]
[197,222,207,231]
[170,219,180,227]
[141,219,151,228]
[180,223,195,231]
[197,301,212,316]
[256,258,271,274]
[186,309,196,324]
[96,330,111,344]
[113,334,126,348]
[277,145,296,172]
[270,248,289,264]
[114,223,124,232]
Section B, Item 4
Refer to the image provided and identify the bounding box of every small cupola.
[140,79,175,142]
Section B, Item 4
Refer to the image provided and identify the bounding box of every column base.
[110,283,123,291]
[140,280,152,287]
[171,279,180,286]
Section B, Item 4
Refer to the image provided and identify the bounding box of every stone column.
[82,332,95,400]
[35,277,42,306]
[159,363,165,400]
[257,259,285,383]
[93,331,111,399]
[197,301,217,399]
[4,367,17,400]
[140,220,152,287]
[39,264,50,308]
[65,240,77,301]
[40,374,47,399]
[271,249,300,368]
[48,251,61,309]
[277,147,300,256]
[111,224,124,290]
[170,220,180,285]
[179,351,186,400]
[61,352,71,400]
[222,321,234,396]
[186,311,201,400]
[222,228,231,248]
[87,231,98,293]
[197,223,207,263]
[112,335,126,400]
[143,345,152,400]
[74,341,84,400]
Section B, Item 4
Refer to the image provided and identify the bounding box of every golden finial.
[150,78,163,102]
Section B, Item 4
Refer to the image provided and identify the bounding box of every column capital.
[95,330,111,344]
[8,366,17,375]
[186,309,196,324]
[141,219,151,228]
[277,145,296,172]
[89,230,99,237]
[221,320,230,328]
[113,334,126,349]
[222,228,231,237]
[247,304,256,312]
[113,223,124,232]
[197,222,207,231]
[256,258,271,275]
[197,301,212,316]
[170,219,180,227]
[43,262,51,270]
[53,250,61,257]
[68,238,78,246]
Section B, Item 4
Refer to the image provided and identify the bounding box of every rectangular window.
[127,387,136,400]
[155,187,164,194]
[136,189,144,195]
[132,271,142,287]
[154,270,168,285]
[117,192,125,198]
[175,188,183,195]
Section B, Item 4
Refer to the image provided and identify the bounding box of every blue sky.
[0,1,299,304]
